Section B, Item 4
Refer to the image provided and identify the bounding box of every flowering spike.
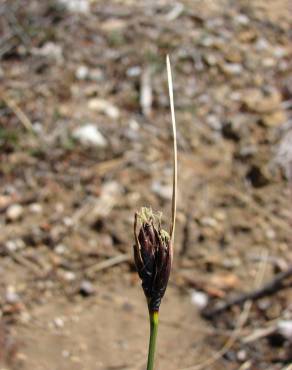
[133,207,172,311]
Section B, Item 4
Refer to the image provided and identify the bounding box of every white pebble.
[222,63,243,75]
[190,290,209,310]
[6,204,23,221]
[6,238,25,251]
[277,320,292,341]
[126,66,141,77]
[237,349,247,361]
[55,244,67,254]
[266,229,276,240]
[53,317,65,328]
[63,217,74,227]
[29,203,43,214]
[80,280,95,296]
[58,0,90,14]
[62,350,70,358]
[201,217,218,228]
[63,271,76,281]
[234,14,249,25]
[76,65,89,80]
[88,99,120,119]
[72,124,107,148]
[6,286,20,304]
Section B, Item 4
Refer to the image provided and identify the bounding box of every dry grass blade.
[0,91,33,131]
[166,55,177,244]
[86,253,131,276]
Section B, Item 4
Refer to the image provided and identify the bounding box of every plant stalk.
[147,310,159,370]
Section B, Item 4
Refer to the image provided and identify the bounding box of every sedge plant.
[133,55,177,370]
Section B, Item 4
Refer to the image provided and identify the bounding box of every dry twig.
[86,253,131,276]
[0,91,33,131]
[202,265,292,319]
[181,250,269,370]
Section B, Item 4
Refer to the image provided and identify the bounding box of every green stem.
[147,310,159,370]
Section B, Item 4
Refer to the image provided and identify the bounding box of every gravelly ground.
[0,1,291,369]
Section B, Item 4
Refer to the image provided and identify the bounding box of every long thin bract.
[166,55,177,244]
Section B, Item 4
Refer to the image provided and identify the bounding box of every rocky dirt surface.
[0,0,292,369]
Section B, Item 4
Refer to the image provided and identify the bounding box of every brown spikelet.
[133,208,172,311]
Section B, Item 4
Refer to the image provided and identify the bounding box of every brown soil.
[0,1,291,369]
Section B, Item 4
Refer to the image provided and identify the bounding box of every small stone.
[242,88,281,114]
[201,217,218,228]
[165,2,184,21]
[72,124,107,148]
[19,310,31,324]
[206,115,222,131]
[222,114,249,141]
[29,203,43,214]
[221,63,243,75]
[229,91,242,101]
[6,204,24,221]
[261,110,286,127]
[101,18,126,32]
[203,54,218,67]
[76,65,89,80]
[257,298,271,311]
[63,217,74,227]
[190,290,208,310]
[222,257,241,268]
[55,203,65,213]
[5,286,20,304]
[58,0,90,14]
[122,302,134,312]
[126,66,141,77]
[151,181,172,200]
[213,210,226,221]
[53,317,64,328]
[55,244,67,254]
[32,122,43,134]
[63,271,76,281]
[275,130,292,180]
[225,50,242,63]
[262,58,276,68]
[277,320,292,341]
[5,240,18,252]
[32,42,63,62]
[199,36,215,47]
[62,350,70,358]
[89,69,104,82]
[234,14,249,25]
[265,229,276,240]
[6,239,25,252]
[273,46,287,58]
[238,29,257,42]
[79,280,95,296]
[88,99,120,119]
[237,350,247,361]
[124,119,140,141]
[255,38,269,51]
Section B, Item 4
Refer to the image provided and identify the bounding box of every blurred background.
[0,0,291,369]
